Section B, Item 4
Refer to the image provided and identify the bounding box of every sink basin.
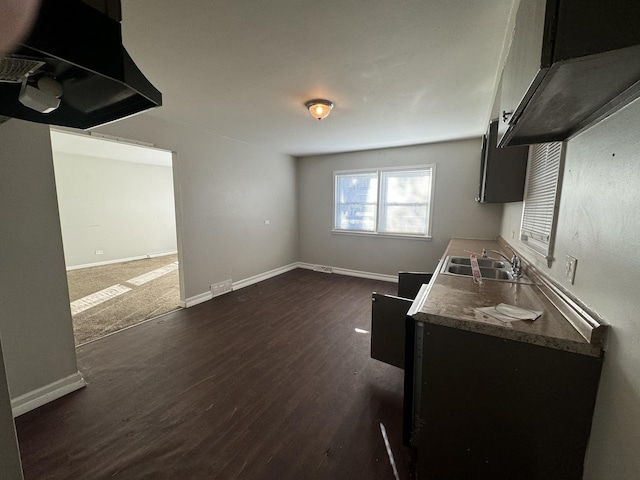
[449,256,505,269]
[440,255,533,284]
[447,265,512,280]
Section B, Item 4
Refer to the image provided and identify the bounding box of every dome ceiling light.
[305,99,333,120]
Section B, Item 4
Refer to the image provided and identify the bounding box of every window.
[333,166,435,238]
[520,142,564,265]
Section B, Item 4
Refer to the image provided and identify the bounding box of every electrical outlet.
[264,220,270,225]
[565,255,577,284]
[95,249,104,255]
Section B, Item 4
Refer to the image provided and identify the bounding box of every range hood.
[0,0,161,129]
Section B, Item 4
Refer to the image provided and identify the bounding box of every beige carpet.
[66,254,181,345]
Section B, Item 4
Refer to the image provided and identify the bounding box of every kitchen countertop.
[411,238,604,357]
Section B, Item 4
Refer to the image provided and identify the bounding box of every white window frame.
[520,142,565,266]
[332,165,435,240]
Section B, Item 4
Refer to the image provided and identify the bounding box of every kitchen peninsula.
[405,238,606,480]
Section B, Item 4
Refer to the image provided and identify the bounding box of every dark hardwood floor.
[15,269,415,479]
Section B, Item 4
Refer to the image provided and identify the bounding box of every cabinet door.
[479,121,529,203]
[498,0,552,145]
[397,272,433,300]
[371,294,412,369]
[414,323,602,480]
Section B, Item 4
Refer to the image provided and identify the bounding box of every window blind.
[520,142,563,261]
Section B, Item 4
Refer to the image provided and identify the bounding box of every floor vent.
[210,279,233,296]
[315,265,333,274]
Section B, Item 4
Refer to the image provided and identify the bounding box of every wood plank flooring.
[15,269,415,479]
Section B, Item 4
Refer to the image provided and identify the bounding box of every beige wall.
[500,98,640,479]
[0,120,79,398]
[53,152,177,268]
[298,139,504,276]
[94,115,299,300]
[0,342,22,479]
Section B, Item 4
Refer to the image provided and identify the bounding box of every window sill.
[331,230,432,241]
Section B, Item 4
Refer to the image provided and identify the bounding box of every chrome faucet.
[482,246,522,278]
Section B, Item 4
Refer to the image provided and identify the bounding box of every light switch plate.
[565,255,577,284]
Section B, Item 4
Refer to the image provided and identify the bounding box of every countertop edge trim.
[497,236,608,347]
[413,311,602,358]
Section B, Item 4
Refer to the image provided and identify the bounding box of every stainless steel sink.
[440,256,533,284]
[449,257,505,269]
[446,265,513,280]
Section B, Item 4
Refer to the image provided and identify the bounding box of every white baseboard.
[184,262,395,308]
[146,250,178,259]
[232,263,299,291]
[183,291,213,308]
[66,251,178,271]
[12,372,86,417]
[296,263,397,283]
[183,286,233,308]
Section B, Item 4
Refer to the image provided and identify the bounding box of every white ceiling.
[115,0,516,157]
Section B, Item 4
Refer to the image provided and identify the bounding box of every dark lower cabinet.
[411,323,603,480]
[370,293,412,369]
[397,272,433,300]
[370,272,433,370]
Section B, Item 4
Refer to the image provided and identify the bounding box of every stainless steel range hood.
[0,0,161,129]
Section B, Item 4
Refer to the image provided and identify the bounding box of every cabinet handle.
[502,110,513,123]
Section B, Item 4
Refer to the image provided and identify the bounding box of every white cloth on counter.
[476,303,542,323]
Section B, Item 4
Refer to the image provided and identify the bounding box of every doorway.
[50,129,183,345]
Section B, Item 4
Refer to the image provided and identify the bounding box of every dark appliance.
[0,0,161,129]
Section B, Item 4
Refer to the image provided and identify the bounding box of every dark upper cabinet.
[498,0,640,147]
[478,120,529,204]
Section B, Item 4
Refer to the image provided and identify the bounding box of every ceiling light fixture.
[305,99,333,120]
